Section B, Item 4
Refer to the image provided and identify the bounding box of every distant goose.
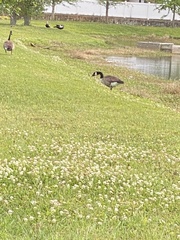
[3,30,14,54]
[54,24,64,30]
[92,71,124,90]
[45,22,50,28]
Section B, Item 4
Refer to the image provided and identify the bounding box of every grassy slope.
[0,20,179,239]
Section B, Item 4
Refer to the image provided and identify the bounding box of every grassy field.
[0,19,180,239]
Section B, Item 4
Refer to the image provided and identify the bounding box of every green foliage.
[1,0,45,25]
[98,0,124,6]
[155,0,180,12]
[155,0,180,24]
[0,20,180,239]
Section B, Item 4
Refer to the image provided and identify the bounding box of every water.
[107,56,180,80]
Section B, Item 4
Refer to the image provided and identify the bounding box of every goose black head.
[92,71,104,78]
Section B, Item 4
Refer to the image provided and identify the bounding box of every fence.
[45,1,180,21]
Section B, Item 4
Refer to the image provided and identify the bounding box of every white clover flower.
[8,209,13,215]
[31,200,37,205]
[50,207,56,213]
[50,199,60,206]
[29,216,35,221]
[107,207,112,212]
[52,218,57,224]
[97,221,102,225]
[4,200,8,205]
[60,211,64,215]
[114,207,119,213]
[97,202,102,208]
[121,215,127,221]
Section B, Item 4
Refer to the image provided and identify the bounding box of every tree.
[45,0,62,20]
[155,0,180,27]
[20,0,45,25]
[97,0,124,23]
[1,0,45,25]
[45,0,77,20]
[1,0,21,25]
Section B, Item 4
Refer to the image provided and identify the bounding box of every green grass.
[0,19,180,239]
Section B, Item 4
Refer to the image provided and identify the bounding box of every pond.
[106,55,180,80]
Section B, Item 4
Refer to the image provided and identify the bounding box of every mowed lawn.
[0,20,179,239]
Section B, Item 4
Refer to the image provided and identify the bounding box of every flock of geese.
[3,26,124,91]
[45,21,64,29]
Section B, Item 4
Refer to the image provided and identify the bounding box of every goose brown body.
[92,71,124,90]
[3,31,14,54]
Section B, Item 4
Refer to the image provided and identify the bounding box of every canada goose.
[45,22,50,28]
[92,71,124,90]
[3,31,14,54]
[54,24,64,30]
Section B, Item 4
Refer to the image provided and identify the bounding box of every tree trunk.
[23,15,31,26]
[10,11,17,26]
[52,1,56,20]
[105,0,109,24]
[172,4,176,27]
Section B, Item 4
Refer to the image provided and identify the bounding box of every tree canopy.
[1,0,45,25]
[155,0,180,26]
[0,0,78,24]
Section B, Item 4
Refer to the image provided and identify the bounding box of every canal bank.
[137,42,180,54]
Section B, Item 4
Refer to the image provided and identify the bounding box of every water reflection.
[107,56,180,80]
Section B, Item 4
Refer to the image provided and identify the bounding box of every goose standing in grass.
[92,71,124,90]
[45,21,50,28]
[3,30,14,54]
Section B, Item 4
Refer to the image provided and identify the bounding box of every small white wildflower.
[50,207,56,213]
[8,209,13,215]
[114,207,119,213]
[31,200,37,205]
[52,218,57,224]
[97,221,102,225]
[121,215,127,221]
[29,216,34,221]
[59,211,64,215]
